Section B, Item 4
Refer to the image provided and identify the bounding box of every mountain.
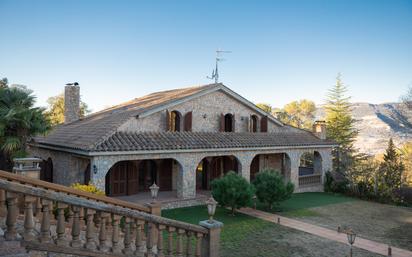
[317,103,412,156]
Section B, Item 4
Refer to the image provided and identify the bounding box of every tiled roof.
[34,83,220,151]
[93,131,335,152]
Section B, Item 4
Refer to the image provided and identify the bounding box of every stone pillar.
[64,83,80,124]
[176,159,198,199]
[318,148,333,184]
[90,157,115,191]
[237,153,255,182]
[288,150,301,192]
[199,220,223,257]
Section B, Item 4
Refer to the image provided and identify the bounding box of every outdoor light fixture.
[93,165,98,174]
[206,197,218,223]
[345,229,357,257]
[149,183,159,202]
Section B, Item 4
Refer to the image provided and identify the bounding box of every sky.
[0,0,411,112]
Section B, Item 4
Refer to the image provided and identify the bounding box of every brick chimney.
[64,82,80,124]
[312,120,327,140]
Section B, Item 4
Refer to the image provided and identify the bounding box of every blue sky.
[0,0,411,112]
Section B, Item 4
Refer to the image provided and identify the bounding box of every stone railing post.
[98,212,110,252]
[70,205,82,247]
[23,195,36,242]
[0,189,6,217]
[56,202,68,246]
[111,214,121,253]
[85,209,97,250]
[5,192,18,240]
[40,199,51,243]
[199,220,223,257]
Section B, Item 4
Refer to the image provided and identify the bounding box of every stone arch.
[299,151,322,175]
[250,153,291,182]
[105,160,138,196]
[40,157,53,183]
[195,155,241,190]
[250,114,259,132]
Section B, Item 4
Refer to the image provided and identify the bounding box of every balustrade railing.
[0,171,219,257]
[298,173,322,186]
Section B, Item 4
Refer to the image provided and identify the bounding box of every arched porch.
[250,153,291,182]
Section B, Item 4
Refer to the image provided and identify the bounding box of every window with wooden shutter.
[184,111,192,131]
[166,110,171,131]
[261,116,268,132]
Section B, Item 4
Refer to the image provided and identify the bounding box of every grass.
[162,205,383,257]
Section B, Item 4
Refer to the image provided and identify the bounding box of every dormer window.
[220,113,235,132]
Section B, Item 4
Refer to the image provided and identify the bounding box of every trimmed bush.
[253,169,294,210]
[211,171,255,215]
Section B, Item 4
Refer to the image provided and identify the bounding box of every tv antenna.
[207,49,231,83]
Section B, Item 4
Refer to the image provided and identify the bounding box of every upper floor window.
[250,115,258,132]
[168,110,182,132]
[220,113,235,132]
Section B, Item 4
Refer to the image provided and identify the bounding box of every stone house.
[28,83,336,203]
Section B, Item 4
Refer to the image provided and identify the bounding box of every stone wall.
[118,90,282,133]
[27,145,90,186]
[64,85,80,124]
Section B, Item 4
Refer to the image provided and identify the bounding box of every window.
[250,115,258,132]
[221,113,234,132]
[168,110,182,132]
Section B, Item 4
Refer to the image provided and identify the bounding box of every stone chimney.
[64,82,80,123]
[312,120,327,140]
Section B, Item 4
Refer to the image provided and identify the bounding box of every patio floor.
[115,190,211,208]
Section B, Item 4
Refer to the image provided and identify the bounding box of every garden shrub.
[252,169,294,210]
[211,171,255,215]
[71,183,105,196]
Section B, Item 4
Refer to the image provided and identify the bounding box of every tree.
[324,73,359,176]
[45,94,90,125]
[252,170,294,210]
[0,78,8,88]
[256,103,273,114]
[400,142,412,186]
[211,171,255,215]
[0,85,50,170]
[277,99,316,129]
[377,138,404,201]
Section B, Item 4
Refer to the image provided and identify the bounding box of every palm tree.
[0,84,50,170]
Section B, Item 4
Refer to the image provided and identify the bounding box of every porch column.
[237,153,255,183]
[318,148,333,184]
[287,151,301,192]
[176,159,198,199]
[90,157,116,191]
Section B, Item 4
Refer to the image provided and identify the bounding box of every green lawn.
[254,192,355,216]
[162,204,382,257]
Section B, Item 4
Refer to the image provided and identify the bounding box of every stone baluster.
[98,212,109,252]
[85,208,96,250]
[79,207,85,227]
[146,222,154,257]
[166,226,176,257]
[186,231,193,257]
[35,197,42,220]
[70,205,82,247]
[176,228,185,257]
[4,192,18,240]
[195,233,203,257]
[0,189,6,217]
[157,224,165,257]
[111,214,121,253]
[23,196,36,242]
[48,201,54,220]
[134,219,145,256]
[40,199,51,243]
[122,217,133,255]
[67,207,74,226]
[94,211,101,231]
[55,202,68,246]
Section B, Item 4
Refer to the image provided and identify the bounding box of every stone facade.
[119,90,282,133]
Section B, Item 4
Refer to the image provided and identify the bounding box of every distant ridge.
[316,102,412,155]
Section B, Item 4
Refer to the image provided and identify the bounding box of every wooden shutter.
[127,162,139,195]
[166,110,171,131]
[261,116,268,132]
[232,114,235,132]
[219,113,225,132]
[247,116,251,132]
[184,111,193,131]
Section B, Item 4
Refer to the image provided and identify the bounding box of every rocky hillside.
[317,103,412,155]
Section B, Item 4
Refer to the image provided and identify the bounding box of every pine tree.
[378,138,404,199]
[324,73,359,175]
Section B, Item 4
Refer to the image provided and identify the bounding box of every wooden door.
[109,162,127,196]
[127,162,139,195]
[159,159,172,191]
